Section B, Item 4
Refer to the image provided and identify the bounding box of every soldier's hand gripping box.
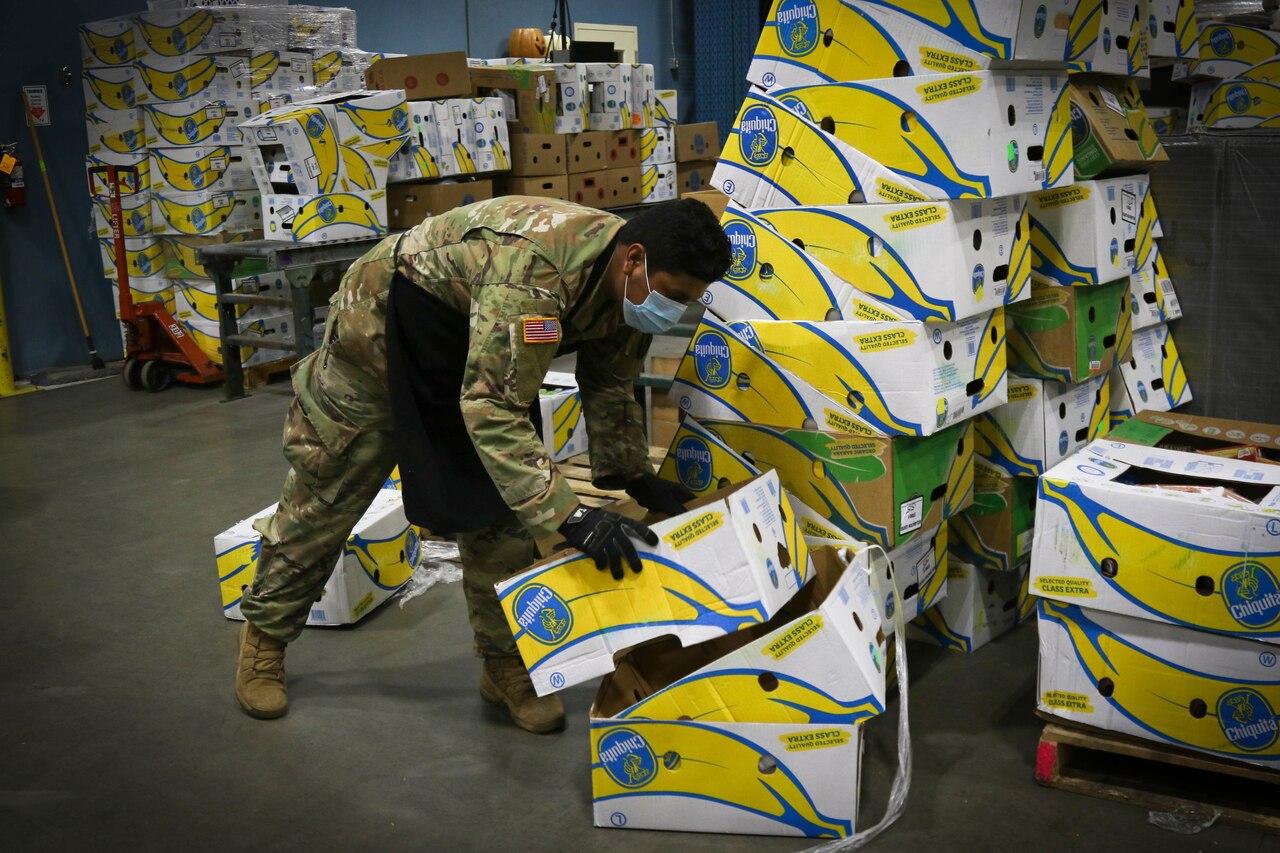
[1006,278,1127,384]
[671,311,1007,438]
[1029,176,1154,287]
[1030,419,1280,645]
[1038,599,1280,767]
[588,544,886,838]
[949,459,1039,574]
[494,472,810,696]
[909,555,1026,653]
[658,415,972,550]
[705,199,1030,325]
[976,373,1110,479]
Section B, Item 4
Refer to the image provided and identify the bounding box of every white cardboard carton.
[83,66,146,111]
[908,555,1026,653]
[262,189,388,243]
[80,16,139,68]
[1029,176,1153,287]
[976,374,1110,478]
[151,187,261,236]
[1128,244,1182,331]
[150,145,256,193]
[1114,323,1192,415]
[538,385,588,462]
[641,162,678,205]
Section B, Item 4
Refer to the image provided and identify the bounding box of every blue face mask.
[622,257,686,334]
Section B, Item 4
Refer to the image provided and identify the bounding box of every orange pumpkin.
[508,27,548,59]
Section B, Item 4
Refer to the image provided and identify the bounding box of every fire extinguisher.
[1,144,26,208]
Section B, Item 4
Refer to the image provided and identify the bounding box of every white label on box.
[230,60,247,78]
[1100,89,1126,116]
[210,156,227,171]
[276,205,295,224]
[212,193,229,208]
[1017,528,1034,557]
[1090,359,1101,371]
[1121,189,1138,225]
[305,156,321,179]
[207,105,226,120]
[899,495,923,534]
[255,126,277,142]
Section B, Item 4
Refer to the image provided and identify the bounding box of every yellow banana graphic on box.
[860,0,1013,59]
[972,308,1007,409]
[100,238,167,279]
[492,137,510,172]
[152,146,236,192]
[619,671,882,725]
[1088,376,1110,439]
[1205,81,1280,128]
[92,196,151,237]
[346,524,418,590]
[591,721,854,837]
[1156,327,1190,408]
[1241,57,1280,85]
[771,82,990,198]
[339,146,380,191]
[217,538,260,611]
[137,10,213,57]
[1039,599,1280,760]
[1175,0,1198,57]
[154,193,242,236]
[1030,214,1098,286]
[1043,82,1074,189]
[911,601,975,652]
[1066,0,1104,65]
[1196,24,1280,73]
[84,68,138,110]
[312,51,344,87]
[336,100,411,140]
[290,194,386,242]
[250,50,282,89]
[163,234,245,278]
[173,280,220,323]
[1008,205,1032,302]
[144,102,236,146]
[176,317,226,364]
[944,421,974,516]
[552,393,582,453]
[80,23,135,66]
[451,140,477,174]
[642,166,659,197]
[270,107,340,192]
[136,56,219,102]
[659,418,759,497]
[87,113,144,155]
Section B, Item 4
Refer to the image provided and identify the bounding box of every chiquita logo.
[317,197,337,223]
[173,72,189,98]
[1069,102,1089,146]
[777,0,819,57]
[1226,85,1251,115]
[674,436,714,491]
[1222,561,1280,629]
[739,105,780,166]
[1035,5,1048,38]
[776,95,811,121]
[393,107,409,133]
[723,221,758,281]
[404,527,421,568]
[693,331,732,390]
[1210,27,1235,58]
[1217,688,1279,752]
[306,113,328,139]
[183,117,201,143]
[189,164,205,188]
[512,583,573,645]
[598,728,658,788]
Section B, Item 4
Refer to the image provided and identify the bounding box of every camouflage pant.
[239,247,531,656]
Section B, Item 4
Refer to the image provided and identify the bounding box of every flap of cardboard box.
[364,51,472,99]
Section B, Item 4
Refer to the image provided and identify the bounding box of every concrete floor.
[1,378,1275,852]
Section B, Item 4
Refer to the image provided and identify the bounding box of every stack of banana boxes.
[1180,20,1280,132]
[80,5,395,366]
[662,0,1085,656]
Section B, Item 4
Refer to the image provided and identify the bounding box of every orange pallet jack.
[90,165,222,391]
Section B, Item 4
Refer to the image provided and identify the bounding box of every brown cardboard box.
[601,166,642,208]
[470,66,558,134]
[605,130,639,168]
[504,174,570,201]
[508,134,567,176]
[568,170,609,207]
[566,131,611,173]
[676,160,718,195]
[364,52,473,100]
[675,122,721,162]
[1069,78,1169,179]
[680,189,729,218]
[1007,279,1127,383]
[387,180,493,228]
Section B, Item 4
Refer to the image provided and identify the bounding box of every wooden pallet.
[561,448,667,508]
[243,356,298,390]
[1035,715,1280,833]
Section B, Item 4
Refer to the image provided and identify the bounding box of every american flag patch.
[522,317,560,344]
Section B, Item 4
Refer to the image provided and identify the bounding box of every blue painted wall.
[0,1,699,376]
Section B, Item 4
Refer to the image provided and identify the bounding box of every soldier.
[233,196,732,733]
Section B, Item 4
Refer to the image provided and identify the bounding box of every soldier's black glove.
[626,473,696,517]
[558,505,658,580]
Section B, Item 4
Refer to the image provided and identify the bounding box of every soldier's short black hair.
[617,198,732,284]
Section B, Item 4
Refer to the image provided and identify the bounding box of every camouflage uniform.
[240,198,654,655]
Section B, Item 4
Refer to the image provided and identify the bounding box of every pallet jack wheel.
[141,360,173,392]
[122,358,144,391]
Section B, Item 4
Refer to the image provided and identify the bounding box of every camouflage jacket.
[388,196,653,538]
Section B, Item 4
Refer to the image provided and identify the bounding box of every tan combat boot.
[234,621,288,719]
[480,656,565,734]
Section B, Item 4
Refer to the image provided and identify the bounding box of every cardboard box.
[1029,177,1150,287]
[1113,322,1191,415]
[910,557,1026,653]
[539,386,588,462]
[606,130,640,168]
[1038,599,1280,766]
[470,65,559,134]
[769,70,1073,199]
[386,180,493,228]
[486,59,591,134]
[949,462,1038,574]
[135,54,250,106]
[566,131,611,173]
[216,491,421,627]
[1148,0,1198,58]
[85,108,145,158]
[675,122,721,162]
[1066,0,1147,76]
[172,273,290,325]
[584,63,634,131]
[1068,79,1168,179]
[1199,78,1280,130]
[86,151,151,199]
[1189,24,1280,80]
[682,188,730,218]
[641,162,677,205]
[1031,424,1280,643]
[976,374,1110,479]
[1007,279,1126,384]
[749,0,1073,92]
[1128,245,1181,332]
[176,309,291,368]
[630,63,656,128]
[261,190,386,243]
[134,8,254,58]
[1146,106,1187,136]
[659,415,973,549]
[92,190,153,238]
[386,142,442,183]
[639,127,674,167]
[671,310,1008,438]
[142,97,255,148]
[711,197,1030,325]
[676,160,717,195]
[600,166,642,208]
[494,471,811,696]
[247,49,314,94]
[503,174,570,201]
[364,52,473,99]
[588,544,885,838]
[507,133,567,176]
[108,276,175,317]
[567,170,609,207]
[152,188,260,236]
[79,17,138,68]
[654,89,678,127]
[83,66,145,111]
[160,233,247,280]
[149,145,255,193]
[97,235,168,280]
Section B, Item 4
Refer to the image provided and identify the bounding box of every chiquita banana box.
[83,66,146,112]
[977,373,1110,478]
[1190,24,1280,79]
[949,459,1038,574]
[97,235,169,281]
[908,555,1026,653]
[749,0,1072,92]
[1029,176,1152,288]
[135,54,248,105]
[1031,432,1280,644]
[248,49,315,94]
[79,17,139,68]
[86,151,150,199]
[1038,599,1280,766]
[1200,79,1280,130]
[1128,244,1181,331]
[92,190,153,238]
[671,311,1007,438]
[705,198,1030,325]
[1006,278,1127,384]
[660,415,972,548]
[1114,323,1192,415]
[1066,0,1147,76]
[142,96,255,147]
[262,190,389,243]
[134,7,254,58]
[108,276,175,317]
[495,472,810,696]
[1105,366,1133,429]
[769,69,1073,199]
[1144,183,1164,238]
[217,491,422,627]
[711,90,934,210]
[538,386,588,463]
[589,545,885,838]
[160,233,247,279]
[149,145,256,193]
[86,109,145,161]
[1147,0,1198,59]
[151,188,262,236]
